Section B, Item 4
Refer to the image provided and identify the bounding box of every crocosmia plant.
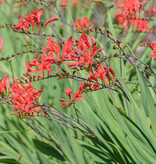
[0,0,155,163]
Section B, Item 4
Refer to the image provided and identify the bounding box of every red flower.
[95,63,115,85]
[95,63,106,84]
[69,33,104,69]
[115,0,148,31]
[149,43,156,60]
[64,88,72,100]
[103,66,115,85]
[12,15,30,31]
[0,36,3,53]
[60,83,84,109]
[137,20,149,32]
[88,67,98,82]
[74,17,94,31]
[43,17,58,33]
[10,79,43,115]
[24,8,43,33]
[36,53,53,76]
[32,8,43,33]
[72,82,83,101]
[44,37,60,59]
[24,52,54,77]
[25,59,38,77]
[62,36,73,59]
[0,75,10,95]
[92,83,100,90]
[79,34,104,59]
[41,113,49,118]
[72,90,83,101]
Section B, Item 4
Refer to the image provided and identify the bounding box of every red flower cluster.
[1,9,116,112]
[13,8,58,33]
[0,77,43,117]
[9,79,43,115]
[67,33,104,70]
[60,83,84,109]
[0,75,43,116]
[21,32,115,109]
[115,0,149,32]
[24,33,104,78]
[60,62,115,109]
[89,63,115,86]
[74,17,94,31]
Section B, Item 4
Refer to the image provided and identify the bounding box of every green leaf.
[33,139,65,161]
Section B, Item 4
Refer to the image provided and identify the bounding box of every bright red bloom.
[44,36,73,61]
[10,79,43,115]
[60,82,84,109]
[72,90,83,101]
[13,8,44,33]
[115,0,149,31]
[12,15,30,31]
[43,36,74,73]
[36,53,53,75]
[94,63,115,85]
[64,88,72,100]
[25,59,38,77]
[0,75,10,94]
[24,8,43,33]
[103,66,115,85]
[0,36,3,53]
[92,83,100,90]
[25,52,54,77]
[62,36,73,59]
[44,37,60,59]
[74,17,94,31]
[137,20,149,32]
[149,43,156,60]
[68,33,104,69]
[60,99,68,103]
[80,33,104,59]
[88,67,98,82]
[72,82,84,102]
[41,113,49,118]
[43,16,58,33]
[95,63,106,84]
[33,8,43,33]
[13,8,56,33]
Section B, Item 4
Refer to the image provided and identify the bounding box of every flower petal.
[0,36,3,53]
[43,16,58,32]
